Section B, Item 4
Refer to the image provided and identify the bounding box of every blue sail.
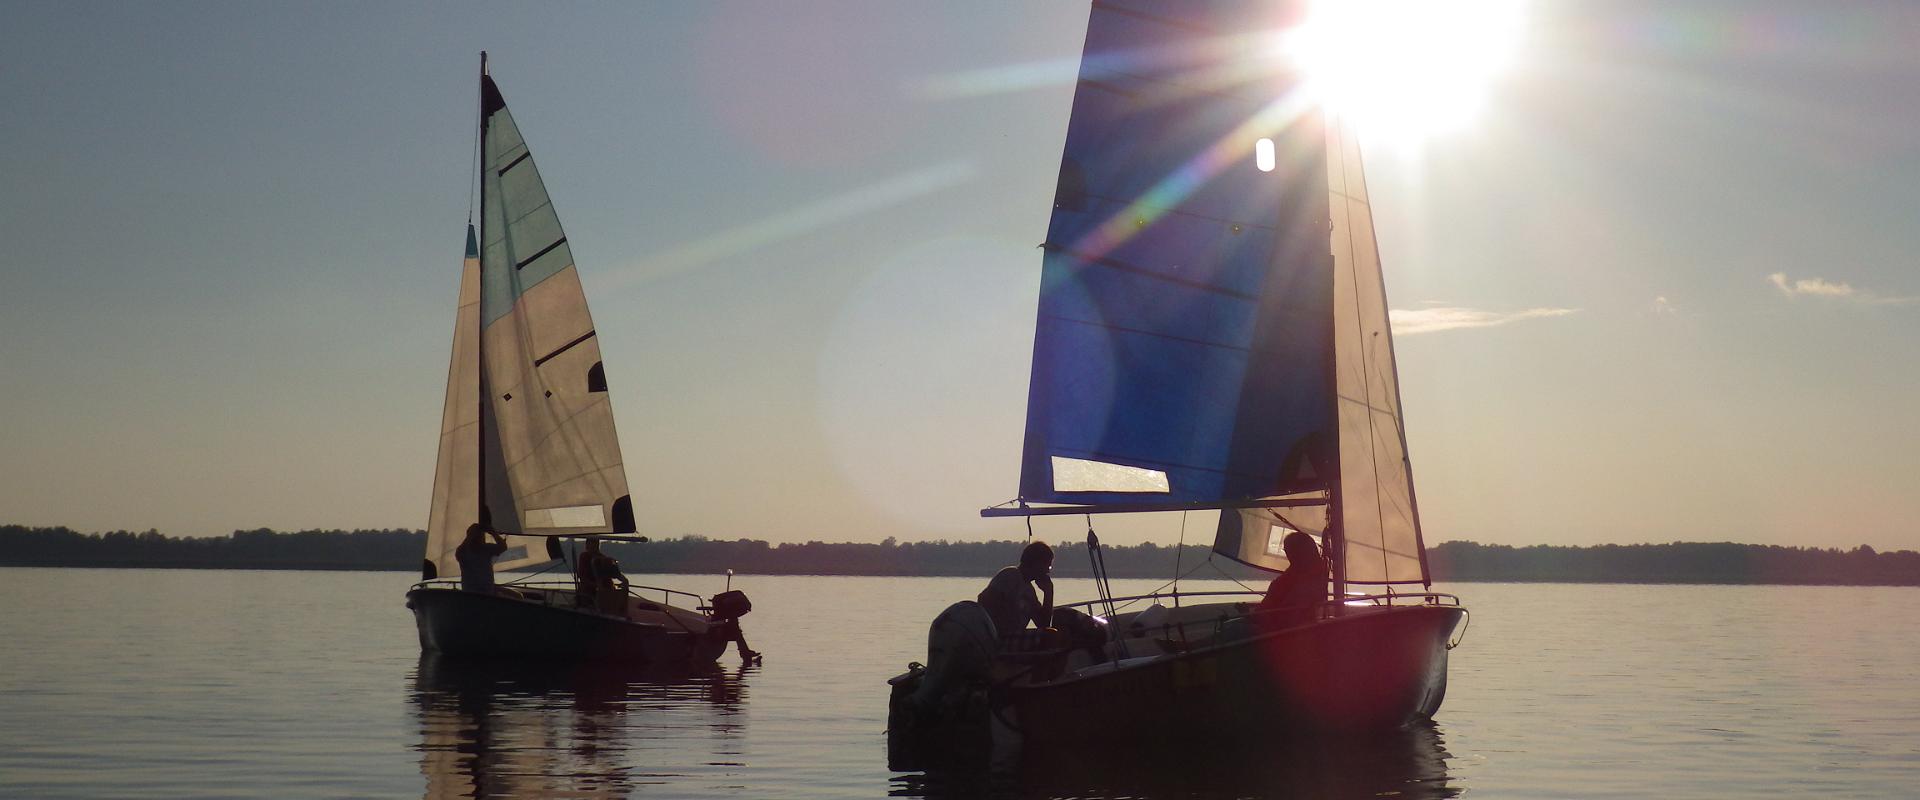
[1017,0,1333,508]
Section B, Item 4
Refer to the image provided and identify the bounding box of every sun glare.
[1283,0,1528,147]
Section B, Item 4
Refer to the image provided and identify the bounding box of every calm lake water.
[2,567,1916,798]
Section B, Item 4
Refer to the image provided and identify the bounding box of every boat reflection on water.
[410,655,752,798]
[890,721,1460,800]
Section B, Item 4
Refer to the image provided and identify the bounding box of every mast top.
[481,51,489,77]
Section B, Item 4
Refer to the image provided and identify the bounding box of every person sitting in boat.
[1256,531,1330,631]
[978,541,1055,641]
[573,537,630,617]
[455,523,508,594]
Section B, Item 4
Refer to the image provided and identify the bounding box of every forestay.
[1017,0,1338,509]
[423,71,635,580]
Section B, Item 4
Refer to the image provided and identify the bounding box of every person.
[573,537,630,617]
[1256,531,1330,631]
[978,541,1055,638]
[454,523,508,594]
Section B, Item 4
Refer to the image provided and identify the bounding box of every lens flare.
[1284,0,1528,146]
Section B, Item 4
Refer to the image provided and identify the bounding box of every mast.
[475,50,489,531]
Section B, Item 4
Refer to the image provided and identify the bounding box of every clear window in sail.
[525,505,607,529]
[1255,138,1277,172]
[1050,456,1171,493]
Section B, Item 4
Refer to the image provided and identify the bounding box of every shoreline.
[4,560,1917,587]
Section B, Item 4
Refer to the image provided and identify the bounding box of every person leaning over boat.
[978,541,1055,637]
[455,524,508,594]
[1256,531,1331,631]
[573,537,631,617]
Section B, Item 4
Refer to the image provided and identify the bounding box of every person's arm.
[485,530,508,557]
[1257,572,1289,611]
[1032,574,1055,629]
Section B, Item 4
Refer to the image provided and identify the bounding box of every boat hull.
[1012,604,1465,745]
[406,587,728,664]
[888,601,1465,767]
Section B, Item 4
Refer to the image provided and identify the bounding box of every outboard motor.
[710,589,752,621]
[887,600,998,769]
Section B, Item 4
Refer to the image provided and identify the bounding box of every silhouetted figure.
[1257,531,1330,631]
[978,541,1055,637]
[455,523,508,594]
[573,537,629,617]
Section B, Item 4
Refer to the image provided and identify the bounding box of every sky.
[2,1,1917,550]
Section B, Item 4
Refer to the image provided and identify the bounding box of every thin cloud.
[1651,295,1678,315]
[1768,272,1917,305]
[1390,306,1578,335]
[1769,272,1855,298]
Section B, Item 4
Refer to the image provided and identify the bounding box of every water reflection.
[891,722,1460,800]
[410,655,752,799]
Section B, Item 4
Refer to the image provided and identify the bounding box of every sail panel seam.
[1073,193,1281,231]
[1042,313,1321,360]
[1045,246,1261,300]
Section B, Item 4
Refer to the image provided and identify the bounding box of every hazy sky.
[3,1,1917,550]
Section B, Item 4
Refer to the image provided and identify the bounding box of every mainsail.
[1018,0,1336,509]
[423,63,635,580]
[1012,2,1430,586]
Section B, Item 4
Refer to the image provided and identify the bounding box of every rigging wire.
[502,553,566,586]
[1209,555,1263,594]
[468,57,482,224]
[1172,510,1187,605]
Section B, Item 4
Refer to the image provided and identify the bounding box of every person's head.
[1019,540,1054,580]
[464,523,485,543]
[583,536,602,553]
[1282,531,1321,565]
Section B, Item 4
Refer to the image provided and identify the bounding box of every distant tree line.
[1426,540,1920,586]
[2,525,1917,586]
[0,525,424,571]
[0,524,1254,579]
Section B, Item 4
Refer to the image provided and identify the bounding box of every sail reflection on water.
[410,655,750,798]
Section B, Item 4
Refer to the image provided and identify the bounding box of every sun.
[1280,0,1529,147]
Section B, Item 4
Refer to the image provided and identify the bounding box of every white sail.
[423,68,635,580]
[423,230,486,579]
[1216,113,1428,586]
[1325,110,1426,585]
[477,74,634,541]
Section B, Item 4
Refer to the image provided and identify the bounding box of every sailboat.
[889,1,1467,753]
[405,54,751,663]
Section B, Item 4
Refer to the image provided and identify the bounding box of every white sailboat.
[890,0,1467,754]
[406,54,750,663]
